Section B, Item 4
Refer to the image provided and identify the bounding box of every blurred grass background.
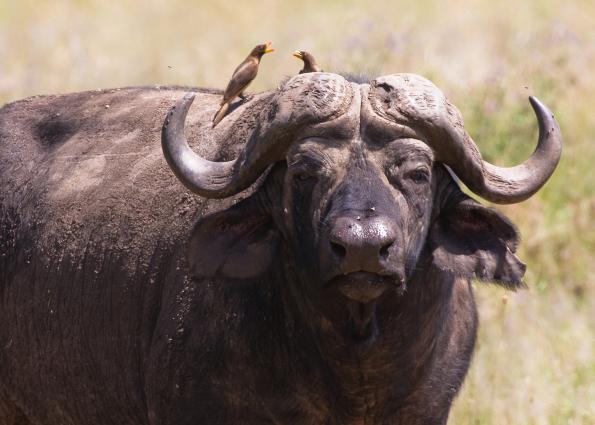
[0,0,593,423]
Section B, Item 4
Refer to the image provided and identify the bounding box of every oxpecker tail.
[212,102,229,128]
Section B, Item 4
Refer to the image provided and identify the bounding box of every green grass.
[1,1,593,423]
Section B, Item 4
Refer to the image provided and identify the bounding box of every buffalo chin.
[346,299,379,342]
[327,272,406,343]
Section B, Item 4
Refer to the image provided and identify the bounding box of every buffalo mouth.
[327,272,405,341]
[329,271,404,303]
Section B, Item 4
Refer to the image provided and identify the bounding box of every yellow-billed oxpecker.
[212,42,275,127]
[293,50,323,74]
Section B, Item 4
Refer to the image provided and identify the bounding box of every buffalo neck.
[275,259,461,421]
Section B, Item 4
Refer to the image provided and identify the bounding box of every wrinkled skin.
[0,74,550,425]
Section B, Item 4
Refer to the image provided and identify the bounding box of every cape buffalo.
[0,73,561,424]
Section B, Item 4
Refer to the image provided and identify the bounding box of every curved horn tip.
[170,92,196,115]
[528,95,553,118]
[439,94,561,205]
[183,91,196,101]
[162,92,196,132]
[178,92,196,113]
[528,95,562,140]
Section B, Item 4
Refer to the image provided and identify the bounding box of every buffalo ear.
[429,194,526,289]
[187,196,280,281]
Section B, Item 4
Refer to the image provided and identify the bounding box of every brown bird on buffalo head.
[293,50,323,74]
[212,42,275,128]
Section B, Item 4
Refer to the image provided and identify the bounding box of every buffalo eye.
[404,168,430,184]
[295,172,316,182]
[289,155,324,183]
[386,164,430,186]
[291,163,318,181]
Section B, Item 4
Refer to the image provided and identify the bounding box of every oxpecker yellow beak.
[292,51,304,60]
[264,42,275,54]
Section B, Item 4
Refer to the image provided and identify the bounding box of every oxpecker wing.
[212,42,274,128]
[221,60,259,103]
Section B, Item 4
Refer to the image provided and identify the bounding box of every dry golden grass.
[1,1,593,423]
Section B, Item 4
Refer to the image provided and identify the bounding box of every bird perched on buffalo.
[212,42,275,128]
[293,50,323,74]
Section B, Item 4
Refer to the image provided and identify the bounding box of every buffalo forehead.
[367,73,452,127]
[291,80,432,155]
[274,73,355,124]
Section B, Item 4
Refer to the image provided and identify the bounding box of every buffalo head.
[162,73,561,341]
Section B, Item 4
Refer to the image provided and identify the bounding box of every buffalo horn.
[440,96,562,204]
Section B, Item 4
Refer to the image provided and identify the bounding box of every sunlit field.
[1,0,593,423]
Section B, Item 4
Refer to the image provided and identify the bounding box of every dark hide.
[1,78,529,425]
[157,167,523,425]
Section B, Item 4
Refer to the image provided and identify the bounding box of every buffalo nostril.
[379,242,392,260]
[330,241,347,259]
